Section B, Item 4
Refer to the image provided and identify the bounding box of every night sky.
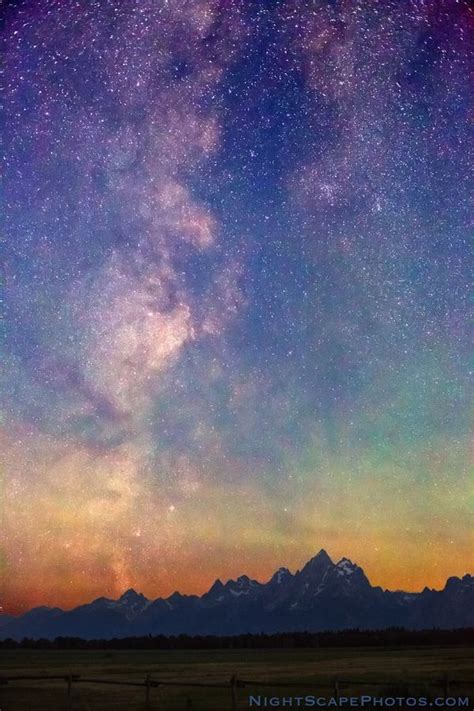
[2,0,472,614]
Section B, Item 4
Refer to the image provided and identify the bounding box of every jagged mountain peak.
[444,574,474,591]
[206,578,225,595]
[307,548,333,565]
[222,575,261,596]
[235,574,259,586]
[330,557,371,590]
[119,588,147,603]
[167,591,184,601]
[312,548,332,562]
[270,567,292,585]
[298,548,333,579]
[234,575,252,586]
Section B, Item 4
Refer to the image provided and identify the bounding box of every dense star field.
[2,0,472,615]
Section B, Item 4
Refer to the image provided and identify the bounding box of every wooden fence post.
[66,674,73,708]
[145,673,151,707]
[230,675,238,711]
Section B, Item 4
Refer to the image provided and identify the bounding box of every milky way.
[2,0,472,613]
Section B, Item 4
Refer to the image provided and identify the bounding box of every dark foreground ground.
[0,646,473,710]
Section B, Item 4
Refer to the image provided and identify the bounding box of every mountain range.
[1,550,472,639]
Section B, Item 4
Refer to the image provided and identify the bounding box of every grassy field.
[0,646,473,710]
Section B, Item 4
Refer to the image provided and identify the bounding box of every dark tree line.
[1,628,473,650]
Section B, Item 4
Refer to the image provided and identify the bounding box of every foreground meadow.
[0,646,473,710]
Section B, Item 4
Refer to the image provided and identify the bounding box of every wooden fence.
[0,672,472,709]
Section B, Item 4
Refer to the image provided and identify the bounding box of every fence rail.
[0,672,472,709]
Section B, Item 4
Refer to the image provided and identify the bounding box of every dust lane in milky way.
[2,0,472,614]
